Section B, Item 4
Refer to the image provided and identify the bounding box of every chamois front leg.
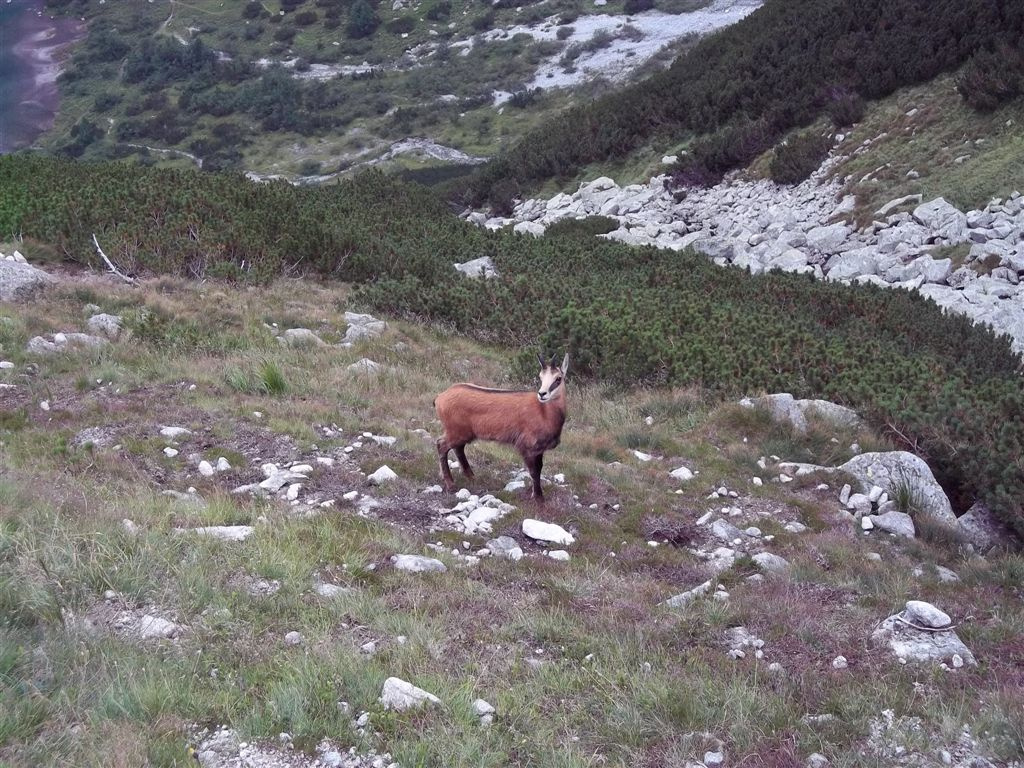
[436,438,456,491]
[453,445,475,479]
[525,452,544,502]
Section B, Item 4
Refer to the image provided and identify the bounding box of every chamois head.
[536,353,569,404]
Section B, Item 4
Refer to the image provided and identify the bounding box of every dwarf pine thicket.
[465,0,1024,208]
[1,154,1023,538]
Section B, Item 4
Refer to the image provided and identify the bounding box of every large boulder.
[805,223,850,254]
[912,198,968,243]
[0,260,56,302]
[871,602,976,666]
[744,393,861,434]
[839,452,955,525]
[86,313,123,340]
[826,250,878,281]
[956,501,1015,553]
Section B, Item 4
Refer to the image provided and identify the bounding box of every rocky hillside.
[32,0,751,179]
[1,256,1022,767]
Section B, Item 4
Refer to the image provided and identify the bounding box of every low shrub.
[768,130,833,185]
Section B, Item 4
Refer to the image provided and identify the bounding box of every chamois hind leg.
[453,445,475,479]
[525,452,544,502]
[436,437,456,491]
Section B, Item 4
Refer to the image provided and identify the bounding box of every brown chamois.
[434,353,569,501]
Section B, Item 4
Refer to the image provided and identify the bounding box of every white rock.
[752,552,791,573]
[368,465,398,484]
[547,550,570,561]
[904,600,951,629]
[163,447,179,458]
[379,677,441,710]
[486,536,524,560]
[831,655,848,670]
[522,519,574,546]
[315,583,353,599]
[284,631,304,646]
[159,426,191,439]
[391,554,447,573]
[664,580,712,608]
[188,525,254,542]
[472,698,495,716]
[137,615,180,640]
[669,466,694,481]
[453,256,499,279]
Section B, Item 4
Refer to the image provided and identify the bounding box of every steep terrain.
[32,0,753,178]
[1,264,1021,767]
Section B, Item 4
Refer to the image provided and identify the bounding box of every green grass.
[829,74,1024,220]
[0,275,1021,766]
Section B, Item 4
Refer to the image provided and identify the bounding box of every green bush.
[768,130,833,184]
[2,155,1024,539]
[466,0,1024,203]
[544,216,619,238]
[347,0,380,38]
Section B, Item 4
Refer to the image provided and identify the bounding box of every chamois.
[434,353,569,501]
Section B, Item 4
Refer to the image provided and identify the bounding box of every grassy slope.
[1,272,1022,766]
[828,74,1024,221]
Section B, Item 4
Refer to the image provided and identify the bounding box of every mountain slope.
[0,270,1021,766]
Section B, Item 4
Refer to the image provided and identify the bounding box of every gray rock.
[137,615,181,640]
[912,198,968,242]
[86,313,123,340]
[868,511,915,538]
[806,223,850,254]
[664,580,713,608]
[826,251,878,281]
[956,501,1014,553]
[0,260,55,302]
[875,194,923,217]
[279,328,325,347]
[904,600,951,629]
[187,525,255,542]
[752,393,860,434]
[513,221,545,237]
[347,358,382,374]
[711,519,743,542]
[486,536,524,560]
[752,552,791,573]
[896,256,952,284]
[315,583,354,599]
[871,610,976,666]
[343,312,387,344]
[284,630,304,646]
[453,256,499,279]
[379,677,441,710]
[472,698,495,717]
[391,554,447,573]
[839,452,955,524]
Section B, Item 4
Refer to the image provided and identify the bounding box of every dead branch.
[91,233,137,284]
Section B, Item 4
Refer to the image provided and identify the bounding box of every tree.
[347,0,379,39]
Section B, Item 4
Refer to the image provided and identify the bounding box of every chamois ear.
[537,353,547,369]
[560,353,569,376]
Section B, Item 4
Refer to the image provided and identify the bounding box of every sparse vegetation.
[2,155,1024,537]
[1,275,1022,767]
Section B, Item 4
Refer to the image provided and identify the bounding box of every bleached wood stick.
[92,234,137,284]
